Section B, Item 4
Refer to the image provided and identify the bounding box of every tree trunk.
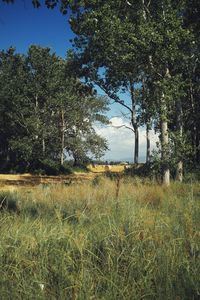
[142,0,151,165]
[160,92,170,186]
[176,161,183,182]
[189,83,197,163]
[176,99,183,182]
[130,81,139,164]
[42,138,45,156]
[146,122,151,163]
[196,129,200,164]
[60,109,65,166]
[142,0,147,20]
[35,94,39,140]
[73,155,78,167]
[161,119,170,185]
[134,126,139,164]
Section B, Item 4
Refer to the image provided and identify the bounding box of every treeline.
[0,45,108,174]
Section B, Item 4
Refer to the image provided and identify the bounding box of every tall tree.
[67,0,193,184]
[66,1,149,164]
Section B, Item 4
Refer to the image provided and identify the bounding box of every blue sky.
[0,1,158,161]
[0,1,73,57]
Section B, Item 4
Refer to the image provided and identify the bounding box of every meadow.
[0,176,200,299]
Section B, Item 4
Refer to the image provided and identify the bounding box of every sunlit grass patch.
[88,164,126,173]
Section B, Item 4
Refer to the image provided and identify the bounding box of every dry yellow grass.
[0,172,96,190]
[0,173,32,180]
[0,164,127,189]
[87,164,126,173]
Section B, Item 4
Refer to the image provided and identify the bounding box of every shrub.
[125,163,158,179]
[30,159,72,175]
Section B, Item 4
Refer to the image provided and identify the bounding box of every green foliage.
[31,159,72,176]
[125,163,157,180]
[151,132,194,180]
[0,46,109,173]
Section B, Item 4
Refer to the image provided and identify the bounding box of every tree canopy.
[0,45,109,174]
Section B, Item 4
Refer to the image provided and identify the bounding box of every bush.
[125,163,158,179]
[30,159,72,175]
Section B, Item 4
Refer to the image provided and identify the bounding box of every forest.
[1,0,200,186]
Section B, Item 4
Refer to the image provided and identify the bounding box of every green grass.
[0,178,200,299]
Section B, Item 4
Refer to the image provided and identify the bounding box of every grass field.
[0,176,200,299]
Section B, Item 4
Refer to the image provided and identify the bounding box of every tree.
[65,0,192,184]
[183,0,200,167]
[26,45,60,164]
[66,1,152,164]
[0,45,109,172]
[0,47,32,171]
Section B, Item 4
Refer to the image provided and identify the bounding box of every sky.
[0,1,159,162]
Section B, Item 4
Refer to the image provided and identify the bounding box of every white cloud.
[95,117,159,162]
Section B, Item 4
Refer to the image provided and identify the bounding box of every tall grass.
[0,177,200,299]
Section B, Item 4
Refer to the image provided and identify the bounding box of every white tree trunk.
[146,122,151,163]
[176,99,183,182]
[42,138,45,156]
[176,161,183,182]
[161,92,170,186]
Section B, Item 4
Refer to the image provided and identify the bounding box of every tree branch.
[110,124,135,132]
[94,80,133,114]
